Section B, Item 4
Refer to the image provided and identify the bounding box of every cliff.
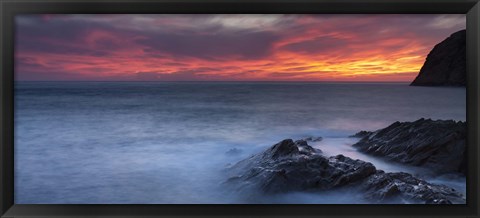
[410,30,466,86]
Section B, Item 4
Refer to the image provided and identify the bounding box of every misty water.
[14,82,466,204]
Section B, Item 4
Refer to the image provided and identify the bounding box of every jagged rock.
[411,30,466,86]
[350,130,372,138]
[304,136,323,142]
[352,119,466,175]
[363,171,463,204]
[225,139,465,204]
[226,139,368,193]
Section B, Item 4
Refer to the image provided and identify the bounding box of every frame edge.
[1,0,15,217]
[1,0,480,218]
[467,2,480,218]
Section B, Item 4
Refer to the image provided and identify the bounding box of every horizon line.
[15,80,413,83]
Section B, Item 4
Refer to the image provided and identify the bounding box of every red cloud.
[15,14,466,82]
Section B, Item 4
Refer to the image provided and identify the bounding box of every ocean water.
[14,82,466,204]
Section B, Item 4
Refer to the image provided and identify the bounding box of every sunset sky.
[15,14,465,82]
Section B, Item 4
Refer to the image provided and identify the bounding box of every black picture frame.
[1,0,479,217]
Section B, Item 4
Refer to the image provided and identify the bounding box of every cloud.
[281,36,349,54]
[428,15,466,30]
[206,15,294,31]
[127,68,232,81]
[66,14,296,34]
[15,15,139,56]
[14,14,466,82]
[134,72,161,80]
[137,30,280,60]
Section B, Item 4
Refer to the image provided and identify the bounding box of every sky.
[15,14,466,82]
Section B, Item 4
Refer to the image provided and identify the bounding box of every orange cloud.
[15,14,466,82]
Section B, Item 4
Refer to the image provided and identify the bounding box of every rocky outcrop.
[411,29,466,86]
[226,139,465,204]
[362,171,462,204]
[304,136,323,142]
[352,119,466,175]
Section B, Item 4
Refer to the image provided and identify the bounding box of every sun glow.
[15,14,465,81]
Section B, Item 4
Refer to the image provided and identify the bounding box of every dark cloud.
[16,16,89,42]
[15,70,87,81]
[16,15,283,61]
[16,39,110,57]
[14,14,466,81]
[16,57,45,68]
[279,15,465,56]
[137,30,280,60]
[282,36,349,54]
[15,15,132,56]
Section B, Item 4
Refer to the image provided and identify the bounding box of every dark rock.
[363,171,464,204]
[411,29,466,86]
[296,139,322,155]
[226,139,465,204]
[269,139,301,159]
[226,139,370,193]
[304,136,323,142]
[350,130,372,138]
[352,119,466,175]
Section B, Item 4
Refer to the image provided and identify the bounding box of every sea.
[14,82,466,204]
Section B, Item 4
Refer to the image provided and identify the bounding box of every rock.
[304,136,323,142]
[295,139,322,155]
[226,139,368,193]
[225,139,465,204]
[363,171,464,204]
[352,119,466,175]
[411,29,466,86]
[350,130,372,138]
[226,148,242,155]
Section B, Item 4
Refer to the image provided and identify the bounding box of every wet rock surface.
[226,139,465,204]
[352,118,466,175]
[362,171,463,204]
